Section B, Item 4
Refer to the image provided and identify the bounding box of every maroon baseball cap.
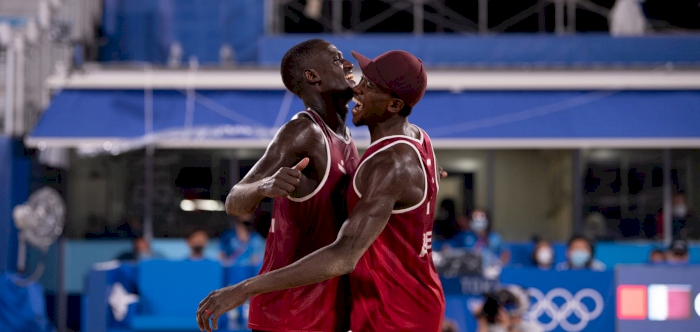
[351,50,427,108]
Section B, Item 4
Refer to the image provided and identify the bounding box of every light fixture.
[180,199,225,212]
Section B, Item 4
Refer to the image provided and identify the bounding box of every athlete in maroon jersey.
[197,49,446,332]
[196,39,358,332]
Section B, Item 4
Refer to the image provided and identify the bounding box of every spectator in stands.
[656,192,699,239]
[666,238,690,265]
[475,286,543,332]
[187,229,209,260]
[219,214,266,266]
[531,238,554,270]
[441,317,459,332]
[453,208,510,268]
[648,248,666,264]
[556,235,606,271]
[115,237,161,261]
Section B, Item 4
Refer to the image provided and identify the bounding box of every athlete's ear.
[304,69,321,84]
[386,98,405,115]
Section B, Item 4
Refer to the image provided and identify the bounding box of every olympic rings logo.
[525,288,604,332]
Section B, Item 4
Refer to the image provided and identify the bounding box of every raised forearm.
[240,243,355,297]
[225,182,264,216]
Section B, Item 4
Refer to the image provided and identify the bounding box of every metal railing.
[266,0,614,35]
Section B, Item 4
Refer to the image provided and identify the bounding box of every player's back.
[248,110,358,332]
[346,126,445,332]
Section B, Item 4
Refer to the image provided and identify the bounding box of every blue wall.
[0,137,31,273]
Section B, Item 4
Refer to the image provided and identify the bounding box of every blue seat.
[132,260,223,331]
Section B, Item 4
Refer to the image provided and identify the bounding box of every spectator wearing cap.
[666,238,690,265]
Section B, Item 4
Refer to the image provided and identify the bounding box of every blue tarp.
[99,0,264,64]
[28,90,700,147]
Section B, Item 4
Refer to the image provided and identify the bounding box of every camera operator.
[475,286,542,332]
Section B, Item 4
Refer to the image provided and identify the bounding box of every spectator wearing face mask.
[187,229,210,260]
[656,192,700,239]
[453,209,510,268]
[531,238,554,270]
[556,235,605,271]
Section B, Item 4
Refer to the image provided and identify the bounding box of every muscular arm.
[197,144,425,330]
[225,117,324,216]
[241,145,424,294]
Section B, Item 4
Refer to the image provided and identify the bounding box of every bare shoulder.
[270,115,325,152]
[358,142,423,189]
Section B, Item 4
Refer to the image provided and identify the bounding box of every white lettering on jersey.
[419,231,432,257]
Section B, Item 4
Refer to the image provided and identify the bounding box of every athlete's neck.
[302,93,350,136]
[368,116,414,143]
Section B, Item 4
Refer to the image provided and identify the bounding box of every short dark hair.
[280,39,327,96]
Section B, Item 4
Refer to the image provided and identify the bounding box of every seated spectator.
[115,237,161,261]
[451,209,511,268]
[475,285,543,332]
[186,229,209,261]
[666,238,690,265]
[648,248,666,264]
[556,235,606,271]
[531,238,554,270]
[219,214,266,266]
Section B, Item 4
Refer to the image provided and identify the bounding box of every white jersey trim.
[352,140,428,214]
[366,125,424,150]
[304,108,352,144]
[287,111,331,203]
[423,130,440,193]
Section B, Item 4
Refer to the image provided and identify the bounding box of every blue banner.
[500,268,615,332]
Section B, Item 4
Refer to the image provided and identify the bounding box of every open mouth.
[345,72,356,86]
[351,97,364,123]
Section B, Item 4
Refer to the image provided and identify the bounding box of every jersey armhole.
[287,111,331,202]
[352,141,428,214]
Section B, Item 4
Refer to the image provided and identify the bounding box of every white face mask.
[536,248,553,265]
[673,205,688,218]
[471,214,488,232]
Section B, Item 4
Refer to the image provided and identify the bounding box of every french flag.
[648,284,692,321]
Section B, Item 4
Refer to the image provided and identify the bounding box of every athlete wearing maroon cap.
[197,49,445,332]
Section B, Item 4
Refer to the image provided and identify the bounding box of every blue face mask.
[471,217,489,232]
[570,250,591,268]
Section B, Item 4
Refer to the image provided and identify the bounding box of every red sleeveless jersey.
[346,127,445,332]
[249,110,359,332]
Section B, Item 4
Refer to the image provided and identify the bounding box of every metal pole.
[14,37,25,135]
[143,67,154,242]
[686,154,693,206]
[620,152,629,221]
[332,0,343,34]
[538,0,546,32]
[144,145,154,242]
[663,149,672,245]
[478,0,488,34]
[487,150,495,218]
[413,0,424,35]
[567,0,576,33]
[5,43,15,136]
[572,149,583,234]
[57,237,67,332]
[264,0,274,35]
[555,0,565,34]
